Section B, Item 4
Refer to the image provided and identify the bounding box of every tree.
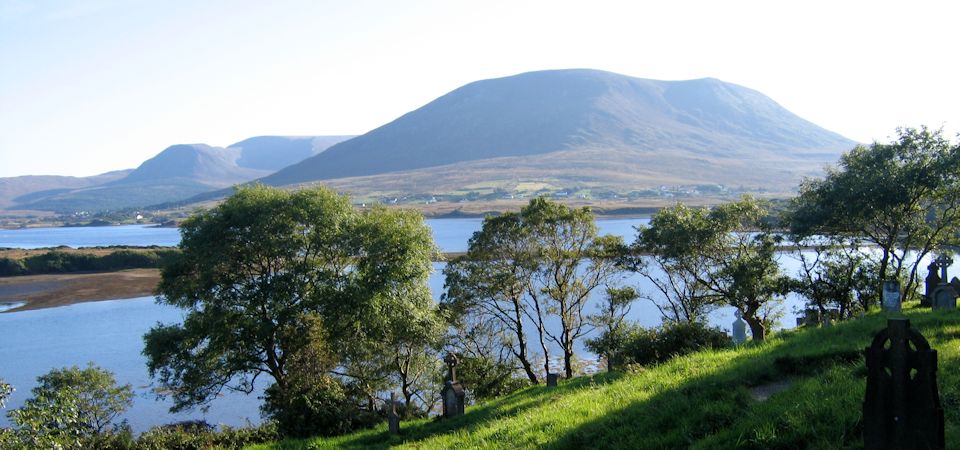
[444,197,621,380]
[585,287,638,371]
[144,185,438,414]
[4,365,132,449]
[790,237,878,319]
[633,197,790,340]
[790,127,960,301]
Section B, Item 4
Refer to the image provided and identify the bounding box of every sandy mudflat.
[0,269,161,313]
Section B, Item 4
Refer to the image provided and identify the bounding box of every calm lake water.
[0,218,647,252]
[0,218,812,432]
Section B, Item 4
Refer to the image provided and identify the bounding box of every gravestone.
[882,280,902,313]
[923,262,941,307]
[546,373,559,387]
[388,392,400,435]
[950,277,960,297]
[931,283,957,311]
[863,318,944,449]
[440,353,465,418]
[732,310,747,344]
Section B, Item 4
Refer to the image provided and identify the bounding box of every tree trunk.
[512,298,539,384]
[743,304,765,341]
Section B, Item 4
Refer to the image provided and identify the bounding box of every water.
[0,297,263,432]
[1,217,815,433]
[0,218,648,253]
[0,224,180,249]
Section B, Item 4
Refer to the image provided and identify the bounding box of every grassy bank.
[251,305,960,449]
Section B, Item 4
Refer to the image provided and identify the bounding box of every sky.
[1,0,958,178]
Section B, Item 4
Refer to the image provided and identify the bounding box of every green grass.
[249,305,960,449]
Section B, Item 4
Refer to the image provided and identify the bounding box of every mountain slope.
[10,136,353,213]
[0,171,131,211]
[261,69,854,190]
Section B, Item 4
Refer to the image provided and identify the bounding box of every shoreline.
[0,269,161,313]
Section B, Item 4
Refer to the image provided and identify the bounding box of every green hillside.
[251,305,960,449]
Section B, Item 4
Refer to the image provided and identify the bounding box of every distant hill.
[0,171,130,212]
[260,69,854,193]
[8,136,352,213]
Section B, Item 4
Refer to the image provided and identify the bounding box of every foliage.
[585,287,639,370]
[0,379,10,408]
[3,364,132,449]
[143,184,438,416]
[33,364,133,434]
[790,239,879,319]
[444,197,623,380]
[630,197,790,340]
[619,321,731,367]
[441,310,530,401]
[94,422,279,450]
[790,126,960,301]
[0,248,179,277]
[251,305,960,450]
[260,314,362,438]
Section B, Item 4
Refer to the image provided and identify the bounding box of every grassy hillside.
[251,305,960,449]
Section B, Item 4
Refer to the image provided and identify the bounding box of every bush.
[131,422,278,450]
[453,355,529,400]
[262,375,356,438]
[620,321,732,366]
[0,257,25,276]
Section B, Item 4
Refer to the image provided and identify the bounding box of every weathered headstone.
[863,318,944,449]
[795,317,804,327]
[440,353,465,418]
[388,392,400,435]
[546,373,559,387]
[950,277,960,298]
[882,280,902,313]
[931,283,957,311]
[923,262,941,307]
[732,309,747,343]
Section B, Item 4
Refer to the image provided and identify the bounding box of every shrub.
[453,355,529,400]
[620,321,732,366]
[0,257,25,276]
[262,375,356,438]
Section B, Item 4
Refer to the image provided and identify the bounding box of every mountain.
[0,171,131,212]
[9,136,352,213]
[260,69,854,193]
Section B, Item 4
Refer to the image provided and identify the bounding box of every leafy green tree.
[585,287,638,371]
[443,212,541,383]
[791,238,878,319]
[144,185,438,414]
[3,365,132,449]
[790,127,960,301]
[444,197,621,380]
[633,197,789,340]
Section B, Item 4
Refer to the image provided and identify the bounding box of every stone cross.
[444,352,459,382]
[935,254,952,281]
[732,309,747,344]
[441,353,465,418]
[863,319,944,449]
[388,392,400,435]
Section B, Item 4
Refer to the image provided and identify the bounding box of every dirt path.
[0,269,161,313]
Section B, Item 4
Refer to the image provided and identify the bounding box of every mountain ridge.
[260,69,854,188]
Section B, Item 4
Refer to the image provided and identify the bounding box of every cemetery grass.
[250,305,960,449]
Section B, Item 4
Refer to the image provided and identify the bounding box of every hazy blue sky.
[1,0,957,177]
